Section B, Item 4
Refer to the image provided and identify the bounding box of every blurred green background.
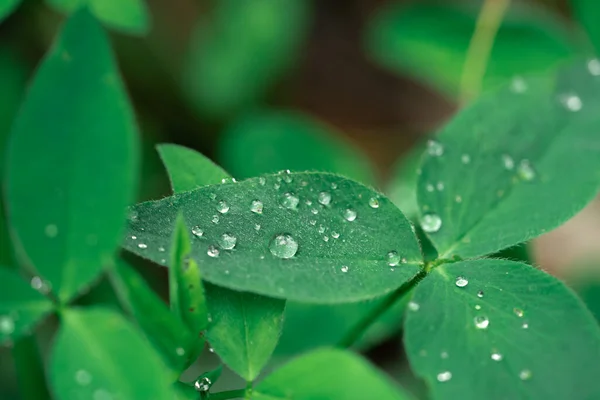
[2,0,600,398]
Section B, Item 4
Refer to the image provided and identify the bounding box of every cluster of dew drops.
[407,275,532,384]
[417,61,600,238]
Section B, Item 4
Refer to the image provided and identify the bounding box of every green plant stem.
[336,269,428,348]
[12,335,51,400]
[459,0,511,103]
[210,389,247,400]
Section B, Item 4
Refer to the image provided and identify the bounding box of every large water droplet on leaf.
[343,209,357,222]
[519,369,532,381]
[387,251,401,267]
[207,246,220,258]
[251,200,263,214]
[368,197,379,208]
[421,213,442,233]
[491,352,503,361]
[318,192,332,206]
[217,201,230,214]
[218,233,237,250]
[502,154,515,170]
[559,93,583,112]
[191,226,204,238]
[282,193,299,210]
[269,234,298,259]
[455,276,468,287]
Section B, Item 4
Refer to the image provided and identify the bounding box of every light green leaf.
[0,0,20,23]
[404,259,600,400]
[205,284,284,381]
[366,1,580,96]
[46,0,150,35]
[123,173,422,303]
[157,144,230,192]
[6,10,139,302]
[572,0,600,54]
[386,142,424,220]
[108,260,196,374]
[0,268,54,344]
[183,0,310,117]
[50,307,176,399]
[253,348,413,400]
[417,61,600,258]
[218,110,376,185]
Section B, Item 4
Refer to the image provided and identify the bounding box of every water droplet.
[218,233,237,250]
[517,160,536,181]
[343,209,357,222]
[426,183,434,192]
[207,246,220,258]
[269,234,298,259]
[93,389,113,400]
[522,322,529,329]
[455,195,462,203]
[475,305,481,310]
[455,276,468,287]
[502,154,514,170]
[176,347,185,356]
[474,315,489,329]
[437,371,452,382]
[45,224,58,238]
[368,197,380,208]
[332,232,340,239]
[440,351,449,359]
[305,199,312,206]
[282,193,300,210]
[560,93,583,111]
[421,213,442,233]
[513,308,524,317]
[282,170,293,183]
[311,208,319,215]
[309,220,317,226]
[519,369,532,380]
[0,315,15,334]
[210,193,217,200]
[387,251,401,267]
[588,58,600,76]
[318,225,326,234]
[30,277,51,294]
[75,369,92,386]
[208,347,215,353]
[258,177,266,185]
[217,201,230,214]
[408,301,420,311]
[341,266,349,273]
[251,200,263,214]
[427,140,444,157]
[318,192,332,206]
[510,76,528,93]
[158,246,165,252]
[323,236,330,242]
[194,377,212,392]
[477,290,484,298]
[436,182,444,191]
[491,352,503,361]
[331,182,338,190]
[461,154,471,164]
[137,243,147,249]
[212,215,219,224]
[274,183,281,190]
[191,226,204,237]
[254,224,261,231]
[131,235,137,240]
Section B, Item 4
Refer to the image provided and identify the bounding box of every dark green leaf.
[205,284,285,381]
[46,0,150,35]
[157,144,230,192]
[571,0,600,54]
[366,1,580,96]
[404,259,600,400]
[417,61,600,258]
[218,110,376,185]
[123,173,422,303]
[253,348,413,400]
[108,260,196,374]
[183,1,310,117]
[0,269,53,344]
[6,10,139,302]
[12,335,51,400]
[0,0,20,23]
[50,307,177,399]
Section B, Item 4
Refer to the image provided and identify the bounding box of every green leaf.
[123,172,422,303]
[108,260,196,374]
[205,284,285,381]
[12,335,52,400]
[46,0,150,35]
[366,1,580,96]
[387,142,425,220]
[50,307,176,400]
[218,110,376,185]
[253,348,413,400]
[157,144,230,192]
[183,1,310,118]
[572,0,600,54]
[0,0,20,23]
[169,215,209,335]
[417,61,600,258]
[404,259,600,400]
[0,268,54,344]
[6,10,139,302]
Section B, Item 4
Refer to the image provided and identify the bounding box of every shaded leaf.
[571,0,600,55]
[387,142,425,220]
[0,0,20,23]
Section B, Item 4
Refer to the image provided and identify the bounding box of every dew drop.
[461,154,471,164]
[408,301,420,311]
[254,224,261,231]
[31,277,51,295]
[137,243,147,249]
[343,209,357,222]
[440,351,448,359]
[158,246,166,252]
[455,195,462,203]
[130,235,137,240]
[427,140,444,157]
[331,182,338,190]
[212,215,219,224]
[502,154,514,170]
[191,226,204,238]
[45,224,58,238]
[218,233,237,250]
[437,371,452,382]
[207,246,220,258]
[332,231,340,239]
[455,276,468,287]
[318,225,326,234]
[519,369,532,381]
[0,315,15,334]
[217,201,230,214]
[194,377,212,392]
[510,76,528,93]
[128,210,139,222]
[387,251,401,267]
[323,236,329,242]
[588,58,600,76]
[522,322,529,329]
[311,208,319,215]
[93,389,113,400]
[251,200,263,214]
[491,352,503,361]
[426,183,434,192]
[517,160,536,181]
[436,182,445,191]
[176,347,185,356]
[559,93,583,112]
[305,200,312,206]
[513,308,524,317]
[269,234,298,259]
[475,305,481,310]
[258,177,266,186]
[318,192,332,206]
[368,197,380,208]
[341,266,349,273]
[75,369,92,386]
[282,193,300,210]
[309,220,317,226]
[274,183,281,190]
[421,213,442,233]
[477,290,484,298]
[474,315,490,329]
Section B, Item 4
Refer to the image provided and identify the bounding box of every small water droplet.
[93,389,113,400]
[502,154,514,170]
[517,160,536,181]
[45,224,58,238]
[323,236,329,242]
[274,183,281,190]
[191,226,204,237]
[258,177,266,185]
[208,347,215,353]
[519,369,532,381]
[427,140,444,157]
[343,209,357,222]
[176,347,185,356]
[455,195,462,203]
[461,154,471,164]
[332,231,340,239]
[588,58,600,75]
[309,220,317,226]
[318,225,326,234]
[559,93,583,112]
[282,193,300,210]
[282,170,293,183]
[437,371,452,382]
[131,235,137,240]
[474,315,490,329]
[158,246,165,252]
[30,277,51,294]
[513,308,524,317]
[387,251,401,267]
[440,351,448,359]
[212,215,219,224]
[475,305,481,310]
[408,301,420,311]
[318,192,332,206]
[269,234,298,259]
[0,315,15,334]
[421,213,442,233]
[210,193,217,200]
[311,208,319,215]
[137,243,147,249]
[522,322,529,329]
[331,182,338,190]
[218,233,237,250]
[305,200,312,206]
[455,276,468,287]
[426,183,434,192]
[341,266,349,273]
[436,182,444,191]
[477,290,484,298]
[368,197,380,208]
[491,352,503,361]
[251,200,263,214]
[510,76,528,93]
[217,201,230,214]
[194,377,212,392]
[75,369,92,386]
[254,224,261,231]
[207,246,220,258]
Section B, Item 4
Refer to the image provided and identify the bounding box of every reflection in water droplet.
[369,197,380,208]
[437,371,452,382]
[455,276,468,287]
[75,369,92,386]
[519,369,532,381]
[559,94,583,112]
[219,233,237,250]
[477,290,484,298]
[513,308,524,317]
[251,200,263,214]
[510,76,528,93]
[217,201,230,214]
[421,213,442,233]
[387,251,401,267]
[341,266,349,273]
[474,316,489,329]
[194,377,212,392]
[408,301,420,311]
[517,160,536,181]
[343,209,357,222]
[269,234,298,259]
[588,58,600,76]
[137,243,147,249]
[491,352,503,361]
[45,224,58,238]
[502,154,514,170]
[0,315,15,334]
[318,192,332,206]
[207,246,220,258]
[311,208,319,215]
[191,226,204,237]
[282,193,300,210]
[461,154,471,164]
[427,140,444,157]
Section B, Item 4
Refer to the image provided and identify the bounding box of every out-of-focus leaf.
[387,142,424,220]
[572,0,600,55]
[0,0,20,23]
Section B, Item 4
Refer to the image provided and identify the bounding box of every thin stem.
[210,389,247,400]
[459,0,511,103]
[336,269,428,348]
